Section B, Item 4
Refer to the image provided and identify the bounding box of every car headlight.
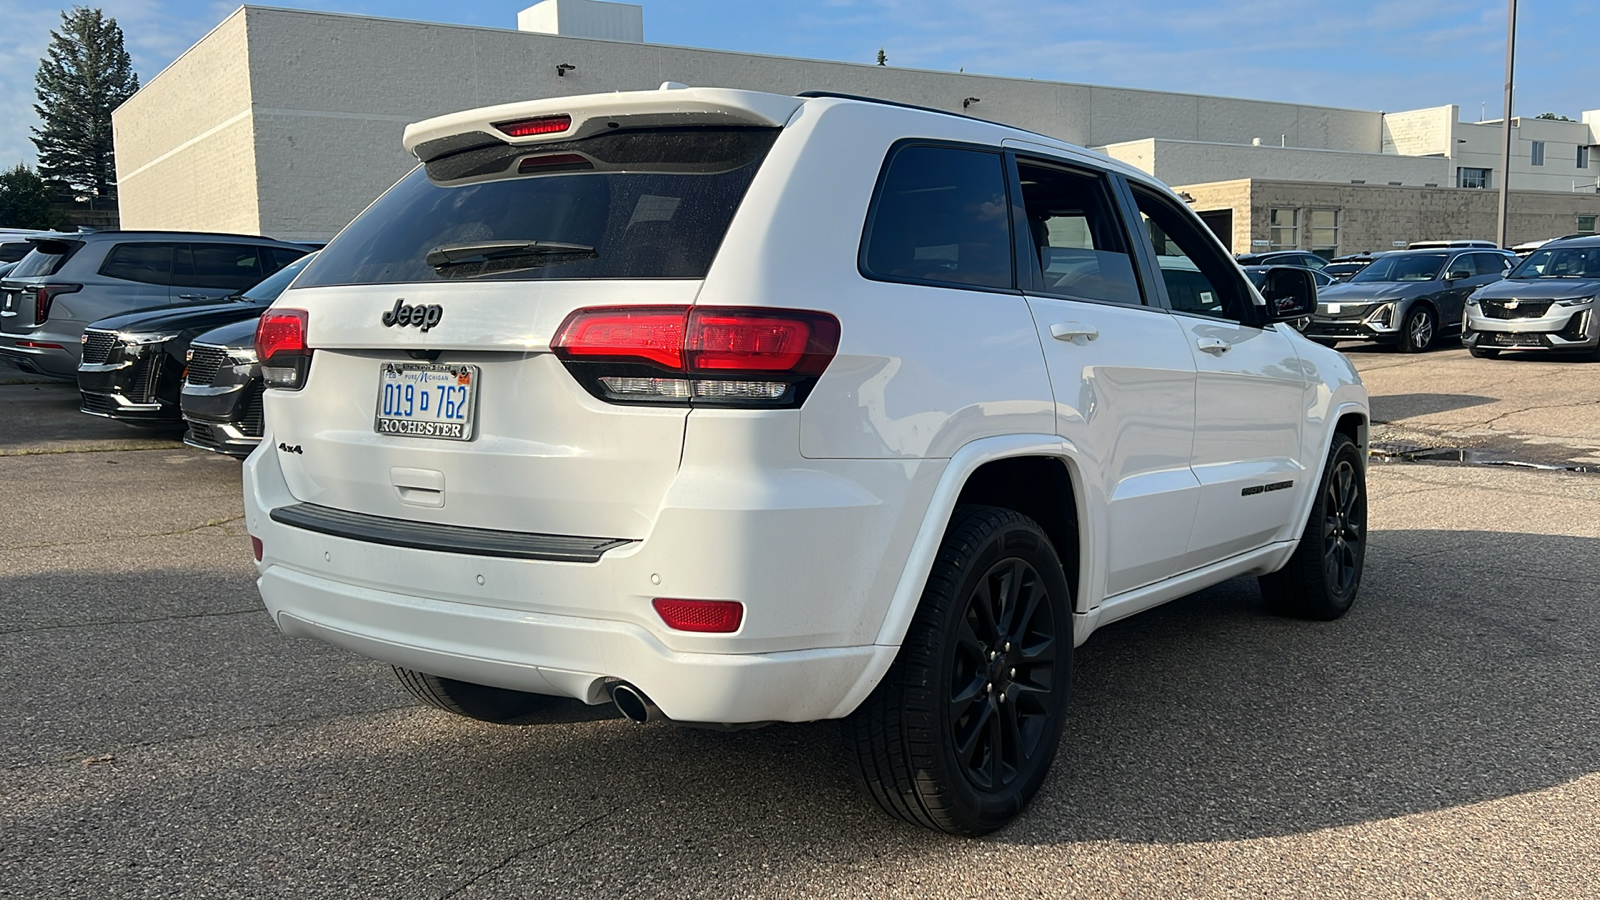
[1555,296,1595,307]
[1366,302,1396,327]
[1465,296,1480,307]
[118,332,179,345]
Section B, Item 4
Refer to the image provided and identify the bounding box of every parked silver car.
[0,231,309,380]
[1463,235,1600,359]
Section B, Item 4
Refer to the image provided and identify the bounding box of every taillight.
[552,306,840,408]
[494,114,572,138]
[255,308,311,390]
[652,598,744,633]
[31,283,81,325]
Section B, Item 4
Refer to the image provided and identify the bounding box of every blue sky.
[0,0,1591,169]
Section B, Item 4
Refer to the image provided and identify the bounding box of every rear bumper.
[242,423,935,723]
[0,337,77,379]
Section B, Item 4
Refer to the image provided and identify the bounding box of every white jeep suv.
[244,87,1369,835]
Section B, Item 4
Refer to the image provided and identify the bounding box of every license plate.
[1492,332,1540,346]
[374,363,478,441]
[1325,303,1341,314]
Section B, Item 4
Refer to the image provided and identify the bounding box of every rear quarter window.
[100,242,177,285]
[299,127,779,287]
[9,239,83,278]
[175,243,271,290]
[860,144,1013,291]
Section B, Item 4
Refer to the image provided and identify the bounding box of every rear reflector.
[495,115,572,138]
[15,341,65,350]
[652,598,744,633]
[250,536,263,561]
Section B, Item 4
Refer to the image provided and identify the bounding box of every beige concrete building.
[114,2,1600,253]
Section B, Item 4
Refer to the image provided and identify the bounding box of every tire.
[1469,344,1500,359]
[1258,434,1366,620]
[1398,306,1435,353]
[394,667,563,725]
[843,505,1073,836]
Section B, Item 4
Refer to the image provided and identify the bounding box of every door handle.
[1196,337,1231,355]
[177,293,214,300]
[1050,322,1099,342]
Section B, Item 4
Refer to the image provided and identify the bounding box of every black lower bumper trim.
[268,502,634,563]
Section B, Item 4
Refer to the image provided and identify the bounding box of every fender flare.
[823,434,1085,718]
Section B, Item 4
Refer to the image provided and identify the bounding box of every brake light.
[552,306,840,408]
[32,283,81,325]
[494,115,572,138]
[652,598,744,633]
[255,308,311,389]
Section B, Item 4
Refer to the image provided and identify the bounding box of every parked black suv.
[77,252,316,427]
[1235,250,1330,270]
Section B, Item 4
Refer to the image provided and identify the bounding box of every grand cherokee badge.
[382,298,443,332]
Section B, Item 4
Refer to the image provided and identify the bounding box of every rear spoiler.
[403,85,803,163]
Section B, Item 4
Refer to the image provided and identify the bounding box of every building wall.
[112,11,260,233]
[1102,138,1448,190]
[1381,105,1453,157]
[1451,115,1599,193]
[117,5,1390,238]
[1176,178,1600,256]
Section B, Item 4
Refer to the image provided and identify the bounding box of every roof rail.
[796,90,989,125]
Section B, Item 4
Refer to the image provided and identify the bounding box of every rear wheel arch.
[953,455,1082,608]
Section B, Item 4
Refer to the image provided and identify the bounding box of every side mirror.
[1259,266,1316,320]
[1444,269,1469,281]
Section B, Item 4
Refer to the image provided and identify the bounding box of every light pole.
[1496,0,1517,247]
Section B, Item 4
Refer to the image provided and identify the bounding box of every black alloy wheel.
[1259,433,1366,620]
[1399,305,1435,353]
[844,505,1072,835]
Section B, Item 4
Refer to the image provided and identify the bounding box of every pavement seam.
[0,606,264,637]
[0,515,248,552]
[436,810,617,899]
[5,703,422,772]
[0,443,184,457]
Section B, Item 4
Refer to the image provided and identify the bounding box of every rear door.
[97,241,180,306]
[1126,184,1308,568]
[1009,153,1202,596]
[263,126,780,540]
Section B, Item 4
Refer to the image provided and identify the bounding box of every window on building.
[1577,215,1597,234]
[1459,167,1491,189]
[1268,208,1299,250]
[1309,209,1340,256]
[1531,141,1545,167]
[1579,146,1591,169]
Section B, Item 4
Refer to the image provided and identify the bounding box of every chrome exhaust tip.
[610,682,662,724]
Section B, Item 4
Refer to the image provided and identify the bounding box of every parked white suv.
[243,87,1370,835]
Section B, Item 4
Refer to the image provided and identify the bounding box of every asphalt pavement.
[2,346,1597,898]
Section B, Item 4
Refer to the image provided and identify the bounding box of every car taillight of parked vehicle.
[256,308,311,390]
[31,283,80,325]
[552,305,840,408]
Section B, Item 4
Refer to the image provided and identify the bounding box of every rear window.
[9,239,82,279]
[298,127,779,287]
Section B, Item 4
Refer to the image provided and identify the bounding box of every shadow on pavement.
[1368,391,1494,422]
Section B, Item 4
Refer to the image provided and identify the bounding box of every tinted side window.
[100,242,176,285]
[9,240,82,278]
[1015,160,1142,305]
[176,244,268,290]
[1132,188,1251,322]
[1471,252,1510,276]
[862,145,1012,290]
[271,247,309,270]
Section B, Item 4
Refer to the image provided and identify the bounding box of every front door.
[1128,185,1309,569]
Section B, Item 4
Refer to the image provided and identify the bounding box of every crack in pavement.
[436,810,618,899]
[0,606,264,636]
[0,443,182,457]
[0,515,248,553]
[5,703,422,773]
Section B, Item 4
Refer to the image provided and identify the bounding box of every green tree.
[31,7,140,200]
[1535,112,1572,121]
[0,164,59,229]
[876,48,887,66]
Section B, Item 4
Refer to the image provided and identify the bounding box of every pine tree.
[31,8,140,200]
[0,164,60,229]
[876,49,887,66]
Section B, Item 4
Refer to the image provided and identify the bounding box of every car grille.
[1479,300,1553,319]
[81,330,120,365]
[186,420,220,447]
[240,386,265,437]
[186,346,228,386]
[80,391,118,415]
[125,353,163,404]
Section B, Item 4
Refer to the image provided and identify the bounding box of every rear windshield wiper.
[425,240,597,271]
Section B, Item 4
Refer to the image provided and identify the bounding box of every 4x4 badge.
[382,298,443,332]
